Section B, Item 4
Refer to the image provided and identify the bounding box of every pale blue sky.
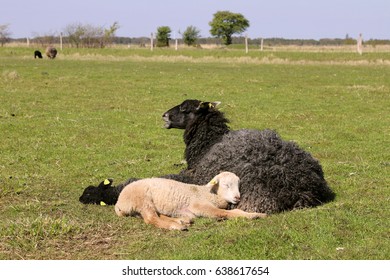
[1,0,389,39]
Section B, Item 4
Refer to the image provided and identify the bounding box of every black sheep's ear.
[210,101,221,108]
[197,101,221,111]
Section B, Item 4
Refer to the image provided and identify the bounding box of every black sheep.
[34,50,42,59]
[162,100,335,213]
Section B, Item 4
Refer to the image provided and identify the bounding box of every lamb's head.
[79,179,113,204]
[162,99,221,129]
[208,172,241,204]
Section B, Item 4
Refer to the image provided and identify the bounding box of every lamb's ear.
[97,178,113,188]
[208,178,219,194]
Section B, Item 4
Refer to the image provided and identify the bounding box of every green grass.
[0,47,389,260]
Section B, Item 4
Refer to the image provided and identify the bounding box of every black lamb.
[79,178,134,205]
[34,50,42,59]
[80,99,335,214]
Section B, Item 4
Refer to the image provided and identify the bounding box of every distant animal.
[45,46,57,59]
[115,172,266,230]
[34,50,42,59]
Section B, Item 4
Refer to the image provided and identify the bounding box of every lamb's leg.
[228,208,267,219]
[189,202,267,220]
[160,214,193,226]
[140,209,188,231]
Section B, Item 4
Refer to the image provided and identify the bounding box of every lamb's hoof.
[178,217,193,225]
[170,223,189,231]
[250,213,267,219]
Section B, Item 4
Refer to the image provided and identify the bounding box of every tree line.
[7,34,389,48]
[2,11,390,48]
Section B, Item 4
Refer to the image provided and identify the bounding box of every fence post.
[260,38,264,51]
[357,33,363,55]
[150,33,154,51]
[60,32,63,50]
[245,34,248,54]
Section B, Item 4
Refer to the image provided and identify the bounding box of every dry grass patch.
[56,52,390,66]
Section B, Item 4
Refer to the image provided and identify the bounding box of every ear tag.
[208,103,214,109]
[210,179,218,185]
[100,201,107,206]
[104,179,110,185]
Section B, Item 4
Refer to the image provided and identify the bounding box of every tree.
[82,24,104,48]
[0,24,11,47]
[64,23,86,48]
[103,22,120,47]
[156,26,171,47]
[209,11,250,45]
[64,22,119,48]
[182,26,201,46]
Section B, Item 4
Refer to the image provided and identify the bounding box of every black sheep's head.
[162,99,221,129]
[79,178,113,204]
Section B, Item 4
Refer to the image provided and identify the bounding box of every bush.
[156,26,171,47]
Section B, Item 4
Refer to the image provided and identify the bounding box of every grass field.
[0,47,389,260]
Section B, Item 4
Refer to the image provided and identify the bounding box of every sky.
[1,0,389,40]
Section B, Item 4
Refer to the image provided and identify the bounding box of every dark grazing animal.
[45,46,57,59]
[80,99,335,214]
[34,50,42,59]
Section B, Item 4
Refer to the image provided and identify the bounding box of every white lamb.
[115,171,267,230]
